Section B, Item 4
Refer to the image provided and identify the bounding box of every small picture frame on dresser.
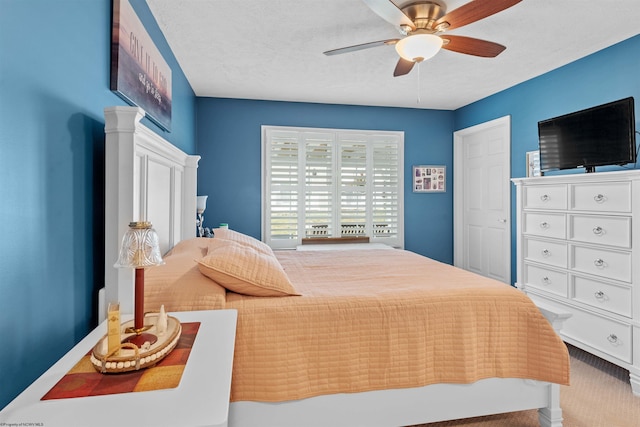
[526,150,541,177]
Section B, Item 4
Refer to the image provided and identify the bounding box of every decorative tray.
[90,313,181,374]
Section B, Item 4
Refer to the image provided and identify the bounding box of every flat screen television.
[538,97,637,173]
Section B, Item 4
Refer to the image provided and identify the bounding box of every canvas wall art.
[111,0,172,131]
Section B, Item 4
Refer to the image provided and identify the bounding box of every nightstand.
[0,310,237,427]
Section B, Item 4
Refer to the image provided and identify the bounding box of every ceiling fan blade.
[435,0,521,31]
[362,0,416,31]
[393,58,415,77]
[441,35,506,57]
[323,39,399,56]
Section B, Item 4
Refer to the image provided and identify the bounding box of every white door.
[453,116,511,284]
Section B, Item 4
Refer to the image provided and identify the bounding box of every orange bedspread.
[225,249,570,402]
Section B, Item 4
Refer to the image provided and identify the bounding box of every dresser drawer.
[523,212,566,239]
[570,181,632,212]
[568,214,631,248]
[563,304,632,363]
[524,263,568,297]
[524,185,567,210]
[572,275,632,318]
[528,296,632,364]
[570,245,632,283]
[525,238,567,268]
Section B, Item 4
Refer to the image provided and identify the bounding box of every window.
[262,126,404,249]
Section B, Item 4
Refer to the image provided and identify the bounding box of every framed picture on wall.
[111,0,172,131]
[413,165,446,193]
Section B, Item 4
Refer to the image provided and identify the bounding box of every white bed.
[100,106,569,427]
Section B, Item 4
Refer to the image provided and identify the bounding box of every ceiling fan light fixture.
[399,24,412,35]
[395,34,443,62]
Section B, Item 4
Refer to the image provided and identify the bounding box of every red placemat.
[41,322,200,400]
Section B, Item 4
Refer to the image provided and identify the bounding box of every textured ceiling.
[146,0,640,110]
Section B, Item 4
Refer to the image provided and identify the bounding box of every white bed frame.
[100,106,200,318]
[101,106,568,427]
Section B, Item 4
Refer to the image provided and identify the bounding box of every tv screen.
[538,97,636,173]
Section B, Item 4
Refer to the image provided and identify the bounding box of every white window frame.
[261,125,404,249]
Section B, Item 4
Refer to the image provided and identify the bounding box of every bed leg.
[537,383,562,427]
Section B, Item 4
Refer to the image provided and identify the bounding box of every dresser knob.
[592,226,603,235]
[593,194,606,203]
[540,222,549,229]
[542,276,551,284]
[593,258,605,267]
[607,334,618,344]
[542,249,551,257]
[594,290,605,299]
[540,194,550,202]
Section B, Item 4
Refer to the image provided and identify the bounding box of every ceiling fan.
[324,0,522,77]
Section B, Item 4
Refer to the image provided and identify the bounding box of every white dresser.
[513,170,640,396]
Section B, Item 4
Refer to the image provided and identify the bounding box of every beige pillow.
[164,238,209,258]
[210,228,273,255]
[145,252,227,312]
[197,239,300,297]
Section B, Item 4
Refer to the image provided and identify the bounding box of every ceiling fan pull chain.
[417,63,421,104]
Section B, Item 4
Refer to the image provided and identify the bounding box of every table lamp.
[196,195,208,237]
[114,221,164,347]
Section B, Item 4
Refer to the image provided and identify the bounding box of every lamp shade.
[196,195,208,215]
[114,222,164,268]
[395,34,443,62]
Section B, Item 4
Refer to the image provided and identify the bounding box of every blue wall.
[455,34,640,283]
[196,98,455,260]
[0,0,196,410]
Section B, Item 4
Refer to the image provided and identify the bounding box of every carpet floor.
[411,345,640,427]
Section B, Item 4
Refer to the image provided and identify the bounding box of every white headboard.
[101,106,200,319]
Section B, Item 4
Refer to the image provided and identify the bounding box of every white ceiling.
[146,0,640,111]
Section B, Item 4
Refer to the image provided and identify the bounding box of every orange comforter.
[225,249,570,402]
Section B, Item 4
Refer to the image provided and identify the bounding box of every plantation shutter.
[339,134,368,237]
[263,126,403,249]
[372,136,401,240]
[304,132,335,238]
[264,129,300,245]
